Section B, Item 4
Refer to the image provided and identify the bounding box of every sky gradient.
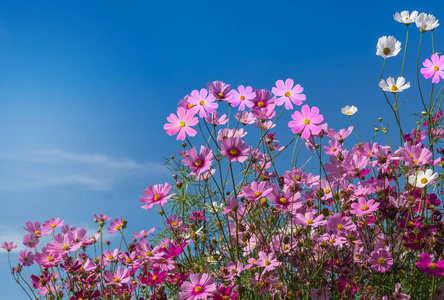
[1,0,443,298]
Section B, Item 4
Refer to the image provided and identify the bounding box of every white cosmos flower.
[394,10,418,25]
[376,36,401,58]
[415,13,439,32]
[203,201,224,214]
[379,77,410,93]
[341,105,358,116]
[408,169,439,188]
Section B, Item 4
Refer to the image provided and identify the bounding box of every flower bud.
[172,174,178,179]
[176,181,183,188]
[181,143,187,148]
[377,117,383,121]
[421,111,427,116]
[159,210,164,215]
[170,155,175,160]
[375,128,380,132]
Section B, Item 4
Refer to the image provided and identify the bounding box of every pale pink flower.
[229,85,256,111]
[182,146,213,176]
[272,78,306,110]
[187,88,218,118]
[350,197,379,217]
[164,107,199,140]
[140,183,176,210]
[179,273,216,300]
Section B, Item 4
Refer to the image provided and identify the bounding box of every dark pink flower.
[220,137,249,163]
[416,252,444,277]
[182,146,213,176]
[207,80,231,101]
[179,273,216,300]
[368,248,393,273]
[140,183,175,210]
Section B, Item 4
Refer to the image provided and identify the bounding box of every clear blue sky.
[0,0,443,298]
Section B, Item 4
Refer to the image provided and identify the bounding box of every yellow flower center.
[154,194,162,201]
[254,191,262,197]
[413,239,419,244]
[279,197,287,204]
[115,225,121,230]
[223,296,229,300]
[264,260,271,266]
[325,189,330,194]
[160,258,167,263]
[187,103,194,109]
[431,262,437,269]
[361,205,369,211]
[303,118,310,125]
[50,224,56,228]
[240,95,245,100]
[421,178,428,184]
[378,257,385,265]
[171,221,178,226]
[47,256,53,262]
[195,286,203,293]
[383,47,391,55]
[285,91,291,97]
[34,230,40,235]
[114,278,120,283]
[194,160,203,167]
[230,149,238,156]
[126,258,132,263]
[242,118,247,122]
[347,111,352,115]
[306,219,313,224]
[337,224,344,230]
[24,257,28,261]
[179,121,186,127]
[390,85,398,91]
[217,92,224,98]
[257,101,265,107]
[434,66,440,71]
[152,275,158,280]
[355,254,361,259]
[330,238,336,243]
[63,245,69,250]
[199,100,205,106]
[145,251,152,256]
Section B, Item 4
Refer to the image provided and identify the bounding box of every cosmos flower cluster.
[2,9,444,300]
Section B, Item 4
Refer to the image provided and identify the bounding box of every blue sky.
[0,0,443,298]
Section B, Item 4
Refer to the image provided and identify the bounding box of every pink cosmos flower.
[288,105,324,139]
[229,85,256,111]
[255,250,282,273]
[182,146,213,176]
[187,88,218,118]
[107,218,125,234]
[164,107,199,140]
[23,221,51,238]
[350,197,379,217]
[368,248,393,273]
[272,78,306,110]
[416,252,444,277]
[235,111,256,125]
[421,54,444,84]
[242,181,273,202]
[207,80,231,101]
[204,111,228,126]
[140,183,176,210]
[104,266,130,286]
[220,137,249,163]
[42,218,64,232]
[0,241,17,252]
[293,212,327,227]
[179,273,216,300]
[132,227,155,239]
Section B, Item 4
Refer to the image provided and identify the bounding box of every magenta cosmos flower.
[255,250,282,273]
[288,105,324,139]
[229,85,256,111]
[179,273,216,300]
[187,88,218,118]
[164,107,199,141]
[416,252,444,277]
[140,183,175,210]
[272,78,306,110]
[182,146,213,176]
[421,54,444,84]
[368,248,393,273]
[220,137,249,163]
[350,197,379,217]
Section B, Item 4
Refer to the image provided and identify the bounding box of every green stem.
[400,25,409,77]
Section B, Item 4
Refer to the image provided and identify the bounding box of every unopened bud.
[181,143,187,148]
[172,174,178,179]
[170,155,175,159]
[159,210,164,215]
[377,117,383,121]
[176,181,183,188]
[374,128,380,132]
[421,111,427,116]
